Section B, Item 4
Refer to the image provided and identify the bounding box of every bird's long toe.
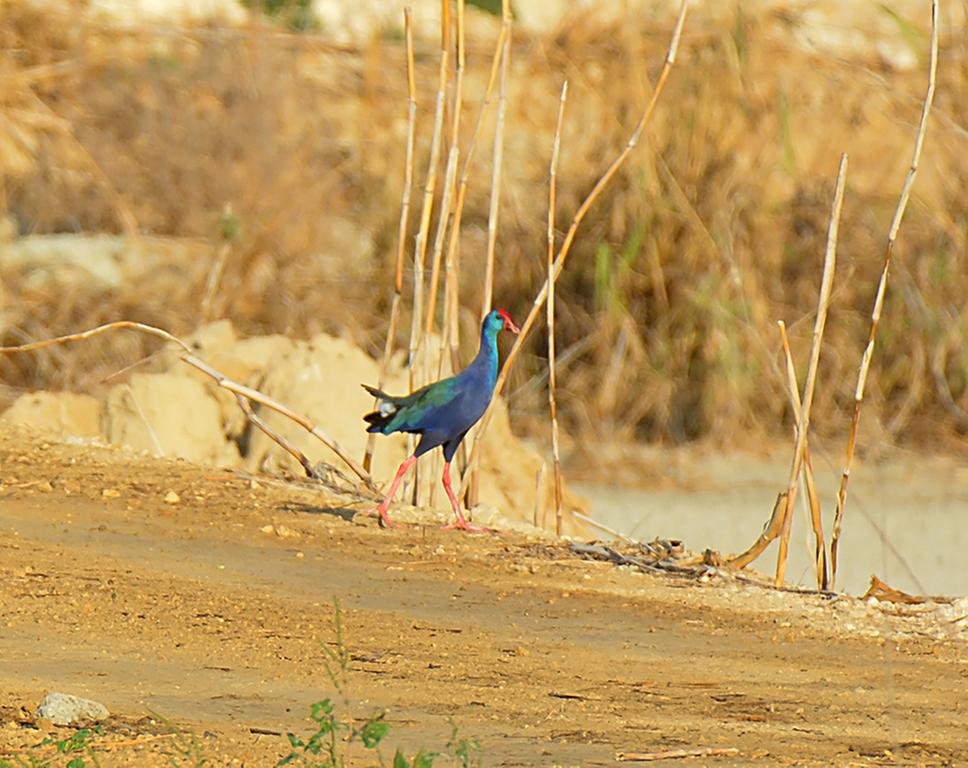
[441,519,494,533]
[359,506,397,529]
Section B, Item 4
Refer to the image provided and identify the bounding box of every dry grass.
[2,1,967,453]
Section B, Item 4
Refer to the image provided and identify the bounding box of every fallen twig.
[862,574,952,605]
[616,747,739,762]
[570,541,704,578]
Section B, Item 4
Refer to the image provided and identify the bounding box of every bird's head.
[485,308,520,335]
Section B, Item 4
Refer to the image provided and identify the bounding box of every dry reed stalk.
[425,0,465,342]
[25,90,139,239]
[830,0,939,590]
[778,320,827,589]
[481,12,512,320]
[425,0,466,507]
[199,203,237,323]
[363,8,417,474]
[437,0,479,377]
[533,460,547,528]
[431,18,512,506]
[405,0,452,503]
[199,241,232,323]
[466,25,512,509]
[0,321,376,491]
[774,154,846,584]
[731,153,847,585]
[547,81,568,535]
[439,17,509,376]
[458,0,689,498]
[408,0,451,391]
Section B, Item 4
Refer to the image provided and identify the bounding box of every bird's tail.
[362,384,401,433]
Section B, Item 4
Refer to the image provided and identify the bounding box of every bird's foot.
[441,518,494,534]
[360,507,396,529]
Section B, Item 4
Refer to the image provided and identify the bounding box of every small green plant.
[148,710,208,767]
[446,721,482,768]
[0,726,103,768]
[276,599,395,767]
[241,0,317,31]
[277,601,482,768]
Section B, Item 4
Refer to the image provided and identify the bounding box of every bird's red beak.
[499,310,520,334]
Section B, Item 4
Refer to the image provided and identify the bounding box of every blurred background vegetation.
[1,0,965,451]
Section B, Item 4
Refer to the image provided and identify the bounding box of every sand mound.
[243,331,410,481]
[1,391,101,440]
[103,372,240,468]
[2,321,588,533]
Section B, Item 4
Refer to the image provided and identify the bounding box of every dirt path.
[0,429,965,767]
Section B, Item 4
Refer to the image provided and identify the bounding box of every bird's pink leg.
[368,454,416,528]
[440,461,489,532]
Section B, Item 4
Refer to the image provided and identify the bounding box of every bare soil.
[0,428,965,767]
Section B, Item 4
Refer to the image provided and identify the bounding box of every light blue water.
[575,448,968,597]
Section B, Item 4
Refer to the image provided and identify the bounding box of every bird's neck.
[467,325,500,385]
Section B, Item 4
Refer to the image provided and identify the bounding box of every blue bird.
[363,308,520,530]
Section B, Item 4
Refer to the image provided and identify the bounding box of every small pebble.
[164,491,180,504]
[102,488,121,498]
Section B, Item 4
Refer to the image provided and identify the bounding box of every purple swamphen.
[363,308,521,530]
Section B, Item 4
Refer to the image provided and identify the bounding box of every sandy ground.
[0,428,966,767]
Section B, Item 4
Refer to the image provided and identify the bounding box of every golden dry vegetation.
[1,0,966,450]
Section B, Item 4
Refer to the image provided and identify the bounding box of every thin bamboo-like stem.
[435,0,469,375]
[200,241,231,323]
[729,154,847,578]
[774,153,847,586]
[26,90,138,238]
[363,8,417,474]
[426,0,465,340]
[533,461,547,529]
[481,20,511,320]
[439,19,508,376]
[830,0,939,590]
[426,0,465,507]
[408,0,451,390]
[778,320,827,590]
[406,0,452,504]
[427,19,511,502]
[547,81,568,536]
[458,0,689,498]
[467,14,511,508]
[0,321,376,490]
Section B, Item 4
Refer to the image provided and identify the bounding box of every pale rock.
[37,692,109,726]
[104,373,240,467]
[1,392,102,440]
